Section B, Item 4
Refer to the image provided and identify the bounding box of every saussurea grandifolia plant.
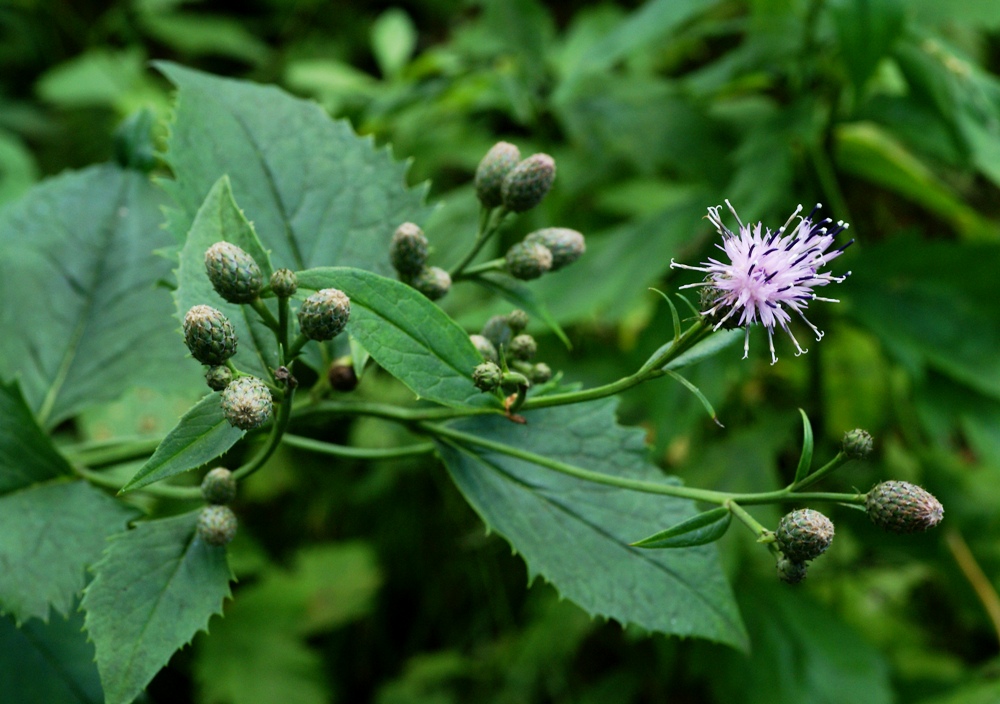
[0,65,944,703]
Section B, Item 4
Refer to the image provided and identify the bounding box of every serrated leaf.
[123,392,245,492]
[174,176,279,380]
[82,511,233,704]
[0,481,138,624]
[793,409,814,484]
[432,399,747,649]
[157,62,432,276]
[0,610,103,704]
[472,273,572,348]
[0,164,198,428]
[631,506,733,549]
[297,267,496,408]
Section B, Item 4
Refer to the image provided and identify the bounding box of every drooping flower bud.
[270,268,298,298]
[776,509,835,562]
[501,153,556,213]
[481,315,514,349]
[506,309,529,334]
[183,305,238,365]
[776,556,808,585]
[328,357,359,392]
[473,362,502,392]
[843,429,873,460]
[524,228,585,270]
[529,362,552,384]
[390,222,429,276]
[201,467,237,505]
[470,334,499,364]
[197,505,238,546]
[508,334,537,362]
[221,376,273,430]
[298,288,351,340]
[475,142,521,208]
[866,481,944,534]
[205,365,233,391]
[410,266,452,301]
[505,241,553,280]
[205,241,264,303]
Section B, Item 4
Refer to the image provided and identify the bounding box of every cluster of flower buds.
[774,508,835,584]
[197,467,238,546]
[470,310,553,392]
[389,222,452,301]
[504,227,586,281]
[475,142,556,213]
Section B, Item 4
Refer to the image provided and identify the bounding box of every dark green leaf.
[793,409,814,484]
[631,506,733,548]
[82,511,233,704]
[830,0,905,93]
[297,267,496,408]
[433,399,747,649]
[0,380,72,493]
[664,329,744,371]
[122,392,245,492]
[472,273,571,348]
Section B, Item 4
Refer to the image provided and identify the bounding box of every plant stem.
[61,436,162,468]
[726,499,771,540]
[74,465,202,500]
[449,207,509,279]
[233,386,295,481]
[296,399,501,423]
[787,452,848,492]
[278,295,291,364]
[453,258,505,281]
[250,298,281,332]
[282,434,436,459]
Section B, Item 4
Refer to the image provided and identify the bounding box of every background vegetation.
[2,0,999,702]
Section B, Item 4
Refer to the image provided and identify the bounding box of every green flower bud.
[390,222,429,276]
[298,288,351,340]
[183,305,238,365]
[473,362,502,392]
[328,357,359,392]
[481,315,514,349]
[201,467,237,505]
[221,376,273,430]
[505,241,553,280]
[843,428,873,460]
[501,153,556,213]
[506,309,529,333]
[205,365,233,391]
[475,142,521,208]
[776,509,835,562]
[270,268,298,298]
[529,362,552,384]
[205,241,263,303]
[197,505,238,546]
[470,334,499,364]
[411,266,452,301]
[508,334,537,362]
[866,481,944,534]
[524,228,585,271]
[776,556,808,585]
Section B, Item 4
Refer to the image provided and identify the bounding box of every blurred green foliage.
[2,0,1000,701]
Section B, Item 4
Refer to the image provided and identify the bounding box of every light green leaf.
[122,392,245,492]
[472,273,571,347]
[631,506,733,549]
[793,409,814,485]
[371,8,417,79]
[82,511,233,704]
[0,164,198,429]
[157,63,433,276]
[433,399,747,649]
[139,13,271,65]
[297,267,496,408]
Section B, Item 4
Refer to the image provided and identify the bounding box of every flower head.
[671,200,853,364]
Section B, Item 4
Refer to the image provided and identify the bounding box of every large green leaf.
[157,62,433,275]
[0,379,71,493]
[82,511,233,704]
[297,267,496,408]
[0,164,196,428]
[432,399,748,649]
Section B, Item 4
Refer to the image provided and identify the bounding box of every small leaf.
[631,506,733,549]
[123,392,245,492]
[793,409,815,485]
[370,8,416,79]
[473,274,572,348]
[649,287,681,341]
[348,335,371,381]
[82,511,233,704]
[664,369,722,426]
[297,267,497,409]
[664,328,743,370]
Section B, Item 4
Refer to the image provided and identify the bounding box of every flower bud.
[270,268,298,298]
[197,505,238,546]
[205,241,263,303]
[410,266,452,301]
[524,228,585,270]
[298,288,351,340]
[481,315,514,349]
[205,365,233,391]
[475,142,521,208]
[183,305,238,365]
[776,556,807,585]
[843,429,873,460]
[508,334,537,362]
[506,309,529,333]
[473,362,502,392]
[866,481,944,534]
[529,362,552,384]
[505,241,553,280]
[328,357,359,392]
[221,376,273,430]
[776,509,834,562]
[390,222,429,276]
[470,334,499,364]
[201,467,237,505]
[501,153,556,213]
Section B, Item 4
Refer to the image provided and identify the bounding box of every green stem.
[250,298,281,332]
[453,258,505,281]
[726,500,771,540]
[282,434,435,459]
[287,333,309,360]
[233,386,295,481]
[788,452,848,492]
[278,295,291,364]
[449,207,509,278]
[62,436,162,468]
[74,465,202,500]
[295,399,501,423]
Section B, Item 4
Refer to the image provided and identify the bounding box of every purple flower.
[671,201,853,364]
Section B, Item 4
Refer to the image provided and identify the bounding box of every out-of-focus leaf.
[830,0,905,93]
[371,9,417,79]
[0,129,37,205]
[820,323,892,437]
[139,13,270,65]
